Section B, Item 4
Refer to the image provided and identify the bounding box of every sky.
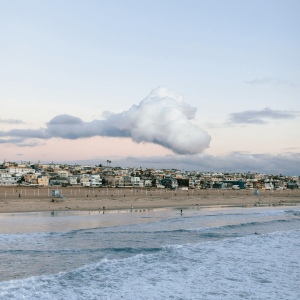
[0,0,299,174]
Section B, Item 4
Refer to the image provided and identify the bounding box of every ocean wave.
[285,210,300,216]
[1,229,300,299]
[188,218,299,232]
[1,215,299,241]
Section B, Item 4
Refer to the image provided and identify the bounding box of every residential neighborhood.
[0,160,298,190]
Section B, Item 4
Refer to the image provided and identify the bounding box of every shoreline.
[1,202,300,215]
[0,197,299,214]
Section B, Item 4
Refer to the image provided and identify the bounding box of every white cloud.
[0,87,211,155]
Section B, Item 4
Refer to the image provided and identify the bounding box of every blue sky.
[0,0,299,173]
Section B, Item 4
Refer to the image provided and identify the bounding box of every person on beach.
[181,209,182,215]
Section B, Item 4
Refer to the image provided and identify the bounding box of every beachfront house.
[143,179,152,187]
[161,177,178,189]
[177,178,189,189]
[24,173,38,184]
[219,180,245,189]
[131,177,141,187]
[90,175,102,187]
[113,176,124,187]
[66,176,78,185]
[0,172,18,185]
[37,176,49,186]
[8,167,35,175]
[49,177,69,186]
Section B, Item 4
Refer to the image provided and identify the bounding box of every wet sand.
[0,186,299,213]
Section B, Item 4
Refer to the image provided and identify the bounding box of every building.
[67,176,78,185]
[161,178,178,189]
[90,175,102,187]
[37,176,49,186]
[220,180,245,189]
[24,173,38,184]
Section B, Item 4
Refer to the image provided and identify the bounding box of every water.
[0,206,300,299]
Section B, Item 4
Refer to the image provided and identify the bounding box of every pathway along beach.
[0,186,299,213]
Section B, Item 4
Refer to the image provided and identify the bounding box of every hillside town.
[0,160,299,190]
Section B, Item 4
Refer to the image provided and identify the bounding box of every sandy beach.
[0,186,299,213]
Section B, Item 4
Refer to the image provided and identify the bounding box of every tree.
[17,176,25,184]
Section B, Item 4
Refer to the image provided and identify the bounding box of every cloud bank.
[70,152,300,176]
[0,87,211,155]
[228,108,299,125]
[123,152,300,175]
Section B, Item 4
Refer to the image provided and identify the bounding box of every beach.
[2,186,300,299]
[0,186,299,213]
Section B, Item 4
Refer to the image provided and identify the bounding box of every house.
[287,182,299,189]
[8,167,35,175]
[24,173,38,184]
[220,180,245,189]
[114,176,124,187]
[80,176,90,187]
[90,175,102,187]
[193,179,202,189]
[122,175,132,186]
[37,176,49,186]
[131,177,141,187]
[161,178,178,189]
[264,181,273,190]
[143,179,152,187]
[57,170,69,178]
[253,181,263,189]
[245,181,254,189]
[67,176,78,185]
[177,178,189,189]
[49,177,68,186]
[0,172,18,185]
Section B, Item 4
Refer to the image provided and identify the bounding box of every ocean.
[0,205,299,299]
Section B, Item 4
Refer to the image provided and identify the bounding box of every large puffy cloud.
[0,87,211,155]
